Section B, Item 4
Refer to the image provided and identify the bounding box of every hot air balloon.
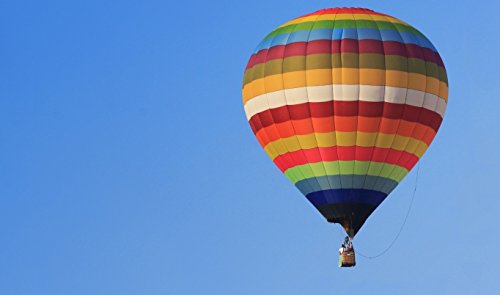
[242,7,447,266]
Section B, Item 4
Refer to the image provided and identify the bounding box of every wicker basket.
[341,250,356,267]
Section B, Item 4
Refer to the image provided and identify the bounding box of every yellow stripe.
[278,13,408,28]
[263,131,429,160]
[242,69,448,103]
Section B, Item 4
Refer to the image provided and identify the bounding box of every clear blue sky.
[1,0,499,294]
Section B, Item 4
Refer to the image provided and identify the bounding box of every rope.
[356,163,420,259]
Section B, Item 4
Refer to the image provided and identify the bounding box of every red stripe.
[246,40,444,70]
[302,8,386,17]
[273,146,418,172]
[249,101,443,134]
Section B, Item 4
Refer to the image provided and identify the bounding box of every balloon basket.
[339,250,356,267]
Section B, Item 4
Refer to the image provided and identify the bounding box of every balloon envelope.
[242,7,448,237]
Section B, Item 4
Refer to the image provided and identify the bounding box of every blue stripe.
[306,189,387,207]
[295,175,398,195]
[254,28,436,53]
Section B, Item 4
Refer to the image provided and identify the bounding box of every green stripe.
[265,20,424,40]
[243,53,448,86]
[284,160,409,184]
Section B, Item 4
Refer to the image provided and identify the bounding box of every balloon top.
[318,7,374,11]
[302,7,388,18]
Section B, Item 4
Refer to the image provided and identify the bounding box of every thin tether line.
[356,162,420,259]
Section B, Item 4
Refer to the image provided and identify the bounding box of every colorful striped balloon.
[242,7,448,237]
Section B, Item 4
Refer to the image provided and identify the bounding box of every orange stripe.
[254,116,436,148]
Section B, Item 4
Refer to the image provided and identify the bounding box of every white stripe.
[244,85,447,119]
[436,98,447,117]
